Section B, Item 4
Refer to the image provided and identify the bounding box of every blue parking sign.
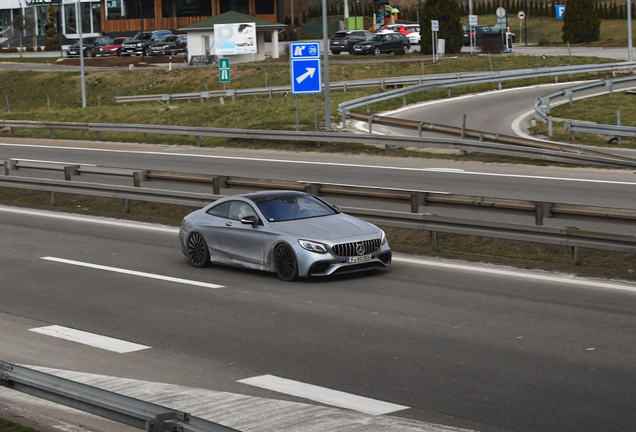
[556,5,566,19]
[290,42,322,95]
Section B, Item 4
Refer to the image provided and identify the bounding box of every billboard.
[214,23,257,55]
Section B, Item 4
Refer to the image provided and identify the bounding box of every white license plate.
[333,41,340,44]
[347,254,372,263]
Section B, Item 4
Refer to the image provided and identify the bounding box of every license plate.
[333,41,340,44]
[347,254,372,263]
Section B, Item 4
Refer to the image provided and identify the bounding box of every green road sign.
[219,58,230,83]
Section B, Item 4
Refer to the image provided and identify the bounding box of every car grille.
[332,239,380,257]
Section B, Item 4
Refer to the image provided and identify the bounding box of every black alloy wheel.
[402,44,409,52]
[187,232,210,268]
[373,46,381,55]
[274,244,298,282]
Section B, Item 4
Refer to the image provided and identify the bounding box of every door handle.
[225,222,232,227]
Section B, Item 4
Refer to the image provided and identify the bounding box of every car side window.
[206,201,231,218]
[228,201,258,221]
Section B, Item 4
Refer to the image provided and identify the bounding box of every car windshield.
[112,38,127,44]
[367,35,383,41]
[253,194,336,222]
[133,32,153,40]
[80,37,96,44]
[160,36,177,42]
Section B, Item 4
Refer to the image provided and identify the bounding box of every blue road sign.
[556,5,566,19]
[290,42,322,95]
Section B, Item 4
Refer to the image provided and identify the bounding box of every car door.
[198,201,232,263]
[381,34,392,52]
[217,200,264,266]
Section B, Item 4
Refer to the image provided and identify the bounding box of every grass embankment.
[1,188,634,281]
[530,91,636,147]
[0,55,617,162]
[0,418,39,432]
[463,14,635,46]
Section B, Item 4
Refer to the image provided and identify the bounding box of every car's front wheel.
[187,232,210,268]
[274,243,298,282]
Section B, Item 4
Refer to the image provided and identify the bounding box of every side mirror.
[332,204,341,212]
[240,215,258,226]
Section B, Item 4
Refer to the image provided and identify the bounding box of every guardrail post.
[123,199,130,214]
[617,110,622,145]
[447,88,452,98]
[566,90,573,105]
[571,246,580,266]
[604,79,614,93]
[402,96,406,106]
[366,104,370,114]
[548,116,553,137]
[534,202,552,225]
[498,81,502,90]
[9,127,14,137]
[95,131,100,138]
[143,133,148,142]
[49,192,55,206]
[381,80,385,91]
[195,136,201,147]
[2,160,9,176]
[544,98,550,115]
[133,171,146,187]
[410,193,427,212]
[343,82,347,93]
[430,231,438,252]
[64,165,79,181]
[418,121,423,137]
[212,176,227,195]
[368,116,373,134]
[461,114,467,139]
[51,128,55,138]
[555,76,558,83]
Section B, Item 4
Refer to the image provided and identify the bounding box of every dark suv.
[121,30,172,56]
[329,30,373,54]
[67,36,112,57]
[463,25,515,46]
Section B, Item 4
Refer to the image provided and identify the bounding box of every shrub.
[394,48,406,55]
[562,0,600,43]
[420,0,463,54]
[538,38,551,46]
[480,38,504,54]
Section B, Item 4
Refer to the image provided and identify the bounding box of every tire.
[86,48,95,57]
[476,37,484,47]
[373,46,381,56]
[331,50,341,55]
[402,44,409,53]
[187,232,210,268]
[274,243,298,282]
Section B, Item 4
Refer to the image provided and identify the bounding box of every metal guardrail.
[534,75,636,137]
[339,62,636,117]
[0,361,240,432]
[4,159,636,226]
[0,174,635,256]
[1,119,635,168]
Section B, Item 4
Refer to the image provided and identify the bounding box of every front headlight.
[137,43,143,47]
[380,229,387,245]
[299,239,328,254]
[364,44,372,48]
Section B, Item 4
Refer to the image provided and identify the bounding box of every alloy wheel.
[274,244,298,282]
[187,232,210,268]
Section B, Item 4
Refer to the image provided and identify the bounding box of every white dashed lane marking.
[29,325,150,353]
[238,374,409,416]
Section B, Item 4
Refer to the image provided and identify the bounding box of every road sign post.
[219,58,230,83]
[431,20,439,62]
[556,5,566,19]
[469,15,478,54]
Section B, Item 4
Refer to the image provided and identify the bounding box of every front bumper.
[353,46,374,54]
[294,240,392,277]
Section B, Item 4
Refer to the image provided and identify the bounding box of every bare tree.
[11,15,35,57]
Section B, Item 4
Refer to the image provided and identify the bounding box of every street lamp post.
[628,0,633,62]
[322,0,331,130]
[77,0,86,108]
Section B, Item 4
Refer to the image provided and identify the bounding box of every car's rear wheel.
[373,46,381,55]
[274,244,298,282]
[401,44,409,52]
[187,232,210,268]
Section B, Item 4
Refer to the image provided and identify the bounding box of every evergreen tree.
[550,2,556,17]
[420,0,463,54]
[562,0,600,42]
[539,0,545,16]
[44,3,60,51]
[619,4,625,19]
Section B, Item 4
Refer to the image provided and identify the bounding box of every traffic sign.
[290,42,322,95]
[431,20,439,31]
[219,58,230,83]
[469,15,478,26]
[556,5,566,19]
[518,11,525,20]
[496,7,506,18]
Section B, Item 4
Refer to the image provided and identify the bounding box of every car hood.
[270,213,379,241]
[101,44,121,49]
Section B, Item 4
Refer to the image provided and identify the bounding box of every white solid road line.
[41,257,225,289]
[2,142,636,186]
[394,256,636,293]
[238,374,409,416]
[29,325,150,353]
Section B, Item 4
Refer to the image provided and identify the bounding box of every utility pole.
[290,0,294,36]
[344,0,349,22]
[469,0,473,15]
[77,0,86,108]
[524,0,528,45]
[139,1,144,62]
[628,0,633,62]
[322,0,331,131]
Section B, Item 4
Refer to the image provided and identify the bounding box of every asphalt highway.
[2,208,636,432]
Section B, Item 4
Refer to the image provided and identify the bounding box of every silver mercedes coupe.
[179,191,392,281]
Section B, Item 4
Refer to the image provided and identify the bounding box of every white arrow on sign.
[296,68,316,84]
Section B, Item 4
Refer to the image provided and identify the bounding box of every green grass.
[464,14,635,46]
[0,418,39,432]
[529,91,636,148]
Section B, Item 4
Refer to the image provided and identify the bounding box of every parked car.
[353,33,410,55]
[375,24,405,34]
[179,191,392,281]
[98,37,130,57]
[398,24,420,44]
[67,36,112,57]
[329,30,373,54]
[148,35,188,56]
[463,25,516,46]
[120,30,172,56]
